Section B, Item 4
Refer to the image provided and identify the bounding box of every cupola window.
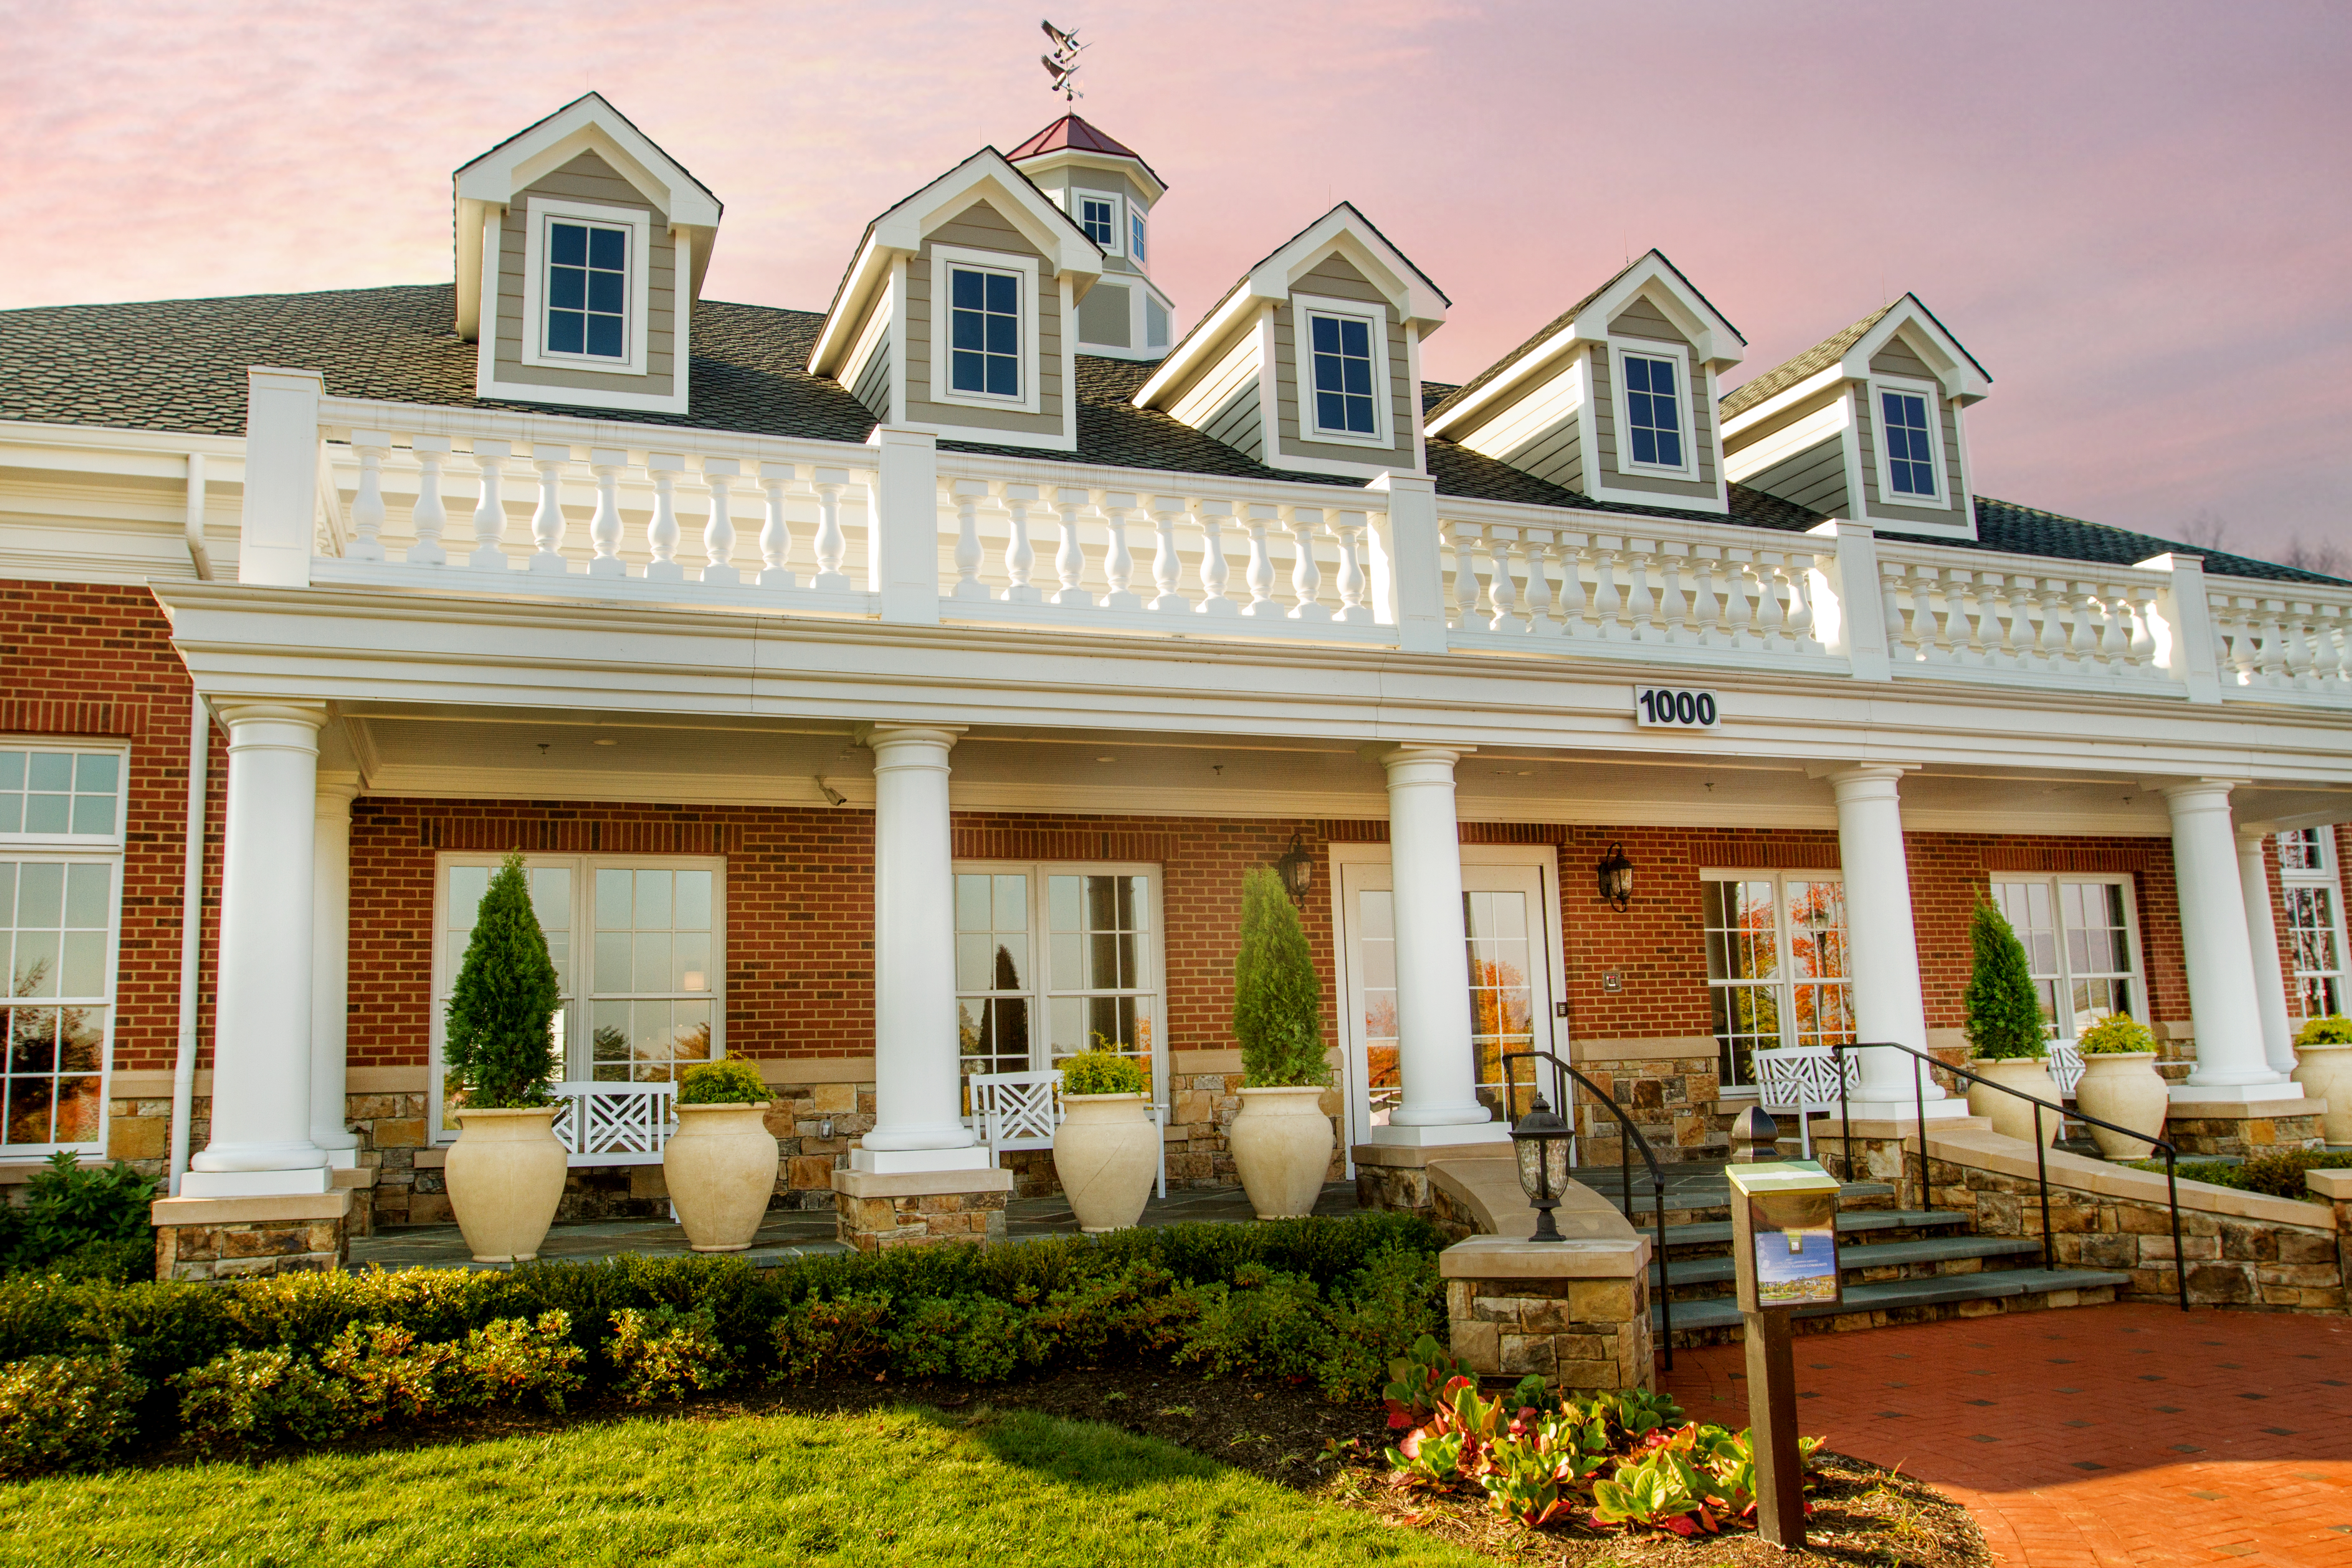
[1130,210,1147,265]
[1881,390,1938,498]
[950,265,1023,398]
[546,219,629,360]
[1308,311,1378,437]
[1079,195,1116,247]
[1622,352,1685,469]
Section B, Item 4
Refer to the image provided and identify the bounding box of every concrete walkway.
[349,1180,1366,1271]
[1665,1301,2352,1567]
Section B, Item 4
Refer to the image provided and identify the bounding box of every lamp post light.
[1596,842,1634,912]
[1272,830,1315,904]
[1510,1089,1573,1241]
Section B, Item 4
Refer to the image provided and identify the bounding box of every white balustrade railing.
[257,390,2351,709]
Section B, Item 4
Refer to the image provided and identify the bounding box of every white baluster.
[1616,541,1655,641]
[644,454,685,583]
[1590,538,1625,640]
[1686,549,1721,647]
[1436,523,1464,627]
[2124,585,2158,674]
[1959,571,2000,666]
[950,479,989,600]
[1284,508,1329,622]
[1195,501,1237,615]
[1750,554,1787,650]
[2000,574,2040,667]
[465,440,511,571]
[528,443,569,574]
[700,458,741,585]
[405,436,451,566]
[2093,585,2130,674]
[1520,532,1553,633]
[1873,561,1907,661]
[1554,535,1589,636]
[1099,492,1141,611]
[757,461,798,588]
[1049,486,1094,607]
[1331,511,1371,624]
[1147,496,1188,612]
[1239,503,1280,617]
[1484,527,1523,632]
[2287,604,2324,690]
[2309,605,2345,687]
[1782,553,1817,648]
[811,466,852,593]
[586,447,627,578]
[997,483,1040,603]
[2257,600,2292,687]
[1652,546,1688,645]
[348,432,389,562]
[1916,565,1954,663]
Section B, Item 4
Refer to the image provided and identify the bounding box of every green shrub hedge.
[0,1213,1446,1472]
[2139,1147,2352,1201]
[0,1153,157,1284]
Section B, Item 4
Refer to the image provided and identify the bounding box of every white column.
[2167,782,2288,1095]
[185,701,331,1195]
[310,777,361,1165]
[2238,829,2299,1077]
[854,724,986,1172]
[1828,765,1959,1116]
[1365,744,1506,1145]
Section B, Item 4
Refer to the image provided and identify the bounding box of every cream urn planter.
[2072,1051,2169,1160]
[1052,1093,1159,1232]
[2291,1038,2352,1146]
[446,1106,568,1263]
[664,1102,780,1252]
[1965,1057,2063,1146]
[1227,1085,1334,1220]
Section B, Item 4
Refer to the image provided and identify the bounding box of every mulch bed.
[142,1363,1988,1566]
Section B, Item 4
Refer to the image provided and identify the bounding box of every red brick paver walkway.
[1665,1303,2352,1568]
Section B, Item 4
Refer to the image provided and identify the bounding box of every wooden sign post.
[1725,1112,1841,1551]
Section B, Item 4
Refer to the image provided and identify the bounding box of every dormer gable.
[1720,294,1991,541]
[1424,250,1742,514]
[1007,114,1175,361]
[1132,203,1447,479]
[809,148,1104,452]
[457,93,722,417]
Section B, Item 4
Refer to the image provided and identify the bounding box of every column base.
[850,1144,992,1175]
[150,1191,352,1281]
[180,1167,333,1198]
[1365,1120,1511,1148]
[2168,1081,2295,1104]
[832,1166,1013,1252]
[1838,1097,1973,1123]
[2166,1094,2327,1158]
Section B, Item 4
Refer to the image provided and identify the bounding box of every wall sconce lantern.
[1272,831,1315,904]
[1596,842,1635,912]
[1511,1089,1574,1242]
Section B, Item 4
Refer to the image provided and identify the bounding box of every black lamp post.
[1511,1089,1573,1241]
[1272,830,1314,904]
[1596,842,1634,912]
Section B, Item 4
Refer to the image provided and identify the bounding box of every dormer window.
[1617,348,1689,472]
[547,220,628,359]
[1880,389,1939,499]
[1079,195,1117,249]
[1307,307,1381,440]
[1130,211,1147,265]
[950,265,1023,397]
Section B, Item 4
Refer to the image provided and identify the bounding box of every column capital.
[1360,741,1474,774]
[855,723,964,758]
[315,772,361,812]
[1818,762,1914,800]
[2154,777,2249,807]
[212,698,330,732]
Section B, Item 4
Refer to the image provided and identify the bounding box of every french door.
[1334,851,1560,1152]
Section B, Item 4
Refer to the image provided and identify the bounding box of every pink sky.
[4,0,2346,559]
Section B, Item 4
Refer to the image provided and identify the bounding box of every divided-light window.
[1881,390,1938,498]
[1308,312,1378,437]
[953,865,1161,1095]
[1705,873,1853,1088]
[2279,830,2347,1018]
[1130,211,1148,264]
[949,266,1023,399]
[1078,196,1116,247]
[1622,353,1685,469]
[1988,876,2142,1039]
[545,219,629,360]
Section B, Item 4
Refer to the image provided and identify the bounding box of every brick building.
[2,97,2347,1245]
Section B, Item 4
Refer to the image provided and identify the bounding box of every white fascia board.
[1581,253,1744,369]
[1243,207,1447,334]
[1840,298,1990,404]
[1011,145,1166,205]
[1424,327,1593,439]
[1133,287,1274,410]
[810,231,893,379]
[1718,365,1848,443]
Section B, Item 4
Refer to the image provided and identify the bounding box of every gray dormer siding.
[492,150,681,402]
[1591,297,1718,502]
[903,198,1067,435]
[1270,252,1414,470]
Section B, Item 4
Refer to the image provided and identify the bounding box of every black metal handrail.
[1829,1039,2189,1312]
[1500,1048,1674,1369]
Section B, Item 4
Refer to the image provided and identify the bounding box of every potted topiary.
[442,851,568,1262]
[2072,1014,2168,1159]
[1051,1046,1158,1232]
[2290,1014,2352,1147]
[1961,897,2061,1146]
[1227,864,1334,1219]
[663,1058,779,1251]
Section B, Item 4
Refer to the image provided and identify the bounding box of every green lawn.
[0,1405,1491,1568]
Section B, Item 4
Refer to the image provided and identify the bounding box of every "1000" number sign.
[1634,687,1719,728]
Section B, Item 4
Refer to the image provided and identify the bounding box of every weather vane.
[1041,19,1086,101]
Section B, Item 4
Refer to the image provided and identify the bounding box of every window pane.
[587,270,624,314]
[551,223,587,265]
[588,226,625,269]
[1311,316,1340,354]
[586,316,624,358]
[550,267,586,309]
[951,268,982,309]
[986,272,1017,314]
[986,356,1019,397]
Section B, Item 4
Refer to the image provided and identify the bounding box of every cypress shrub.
[442,851,561,1107]
[1963,897,2047,1060]
[1231,865,1329,1087]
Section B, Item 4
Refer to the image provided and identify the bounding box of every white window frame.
[1608,341,1698,479]
[1865,374,1952,511]
[1295,292,1393,449]
[1702,869,1853,1092]
[952,861,1166,1100]
[428,851,727,1144]
[2279,830,2349,1020]
[1129,208,1148,267]
[1074,190,1123,256]
[1,739,128,1158]
[519,196,654,377]
[1986,872,2147,1041]
[929,244,1043,416]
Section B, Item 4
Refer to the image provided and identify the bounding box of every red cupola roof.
[1005,113,1167,193]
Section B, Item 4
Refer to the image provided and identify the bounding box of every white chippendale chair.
[2045,1040,2087,1100]
[548,1079,678,1166]
[1751,1045,1861,1160]
[968,1069,1064,1166]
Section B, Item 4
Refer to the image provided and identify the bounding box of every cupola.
[1006,114,1175,359]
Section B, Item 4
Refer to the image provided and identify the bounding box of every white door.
[1335,858,1557,1150]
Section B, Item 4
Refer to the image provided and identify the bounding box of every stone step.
[1656,1207,1969,1257]
[1572,1179,1896,1226]
[1653,1233,2045,1297]
[1656,1266,2133,1344]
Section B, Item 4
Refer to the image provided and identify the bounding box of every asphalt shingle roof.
[1717,303,1895,421]
[0,285,2332,585]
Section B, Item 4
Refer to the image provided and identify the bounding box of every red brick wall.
[0,580,223,1076]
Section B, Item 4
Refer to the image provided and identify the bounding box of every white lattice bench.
[548,1080,678,1167]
